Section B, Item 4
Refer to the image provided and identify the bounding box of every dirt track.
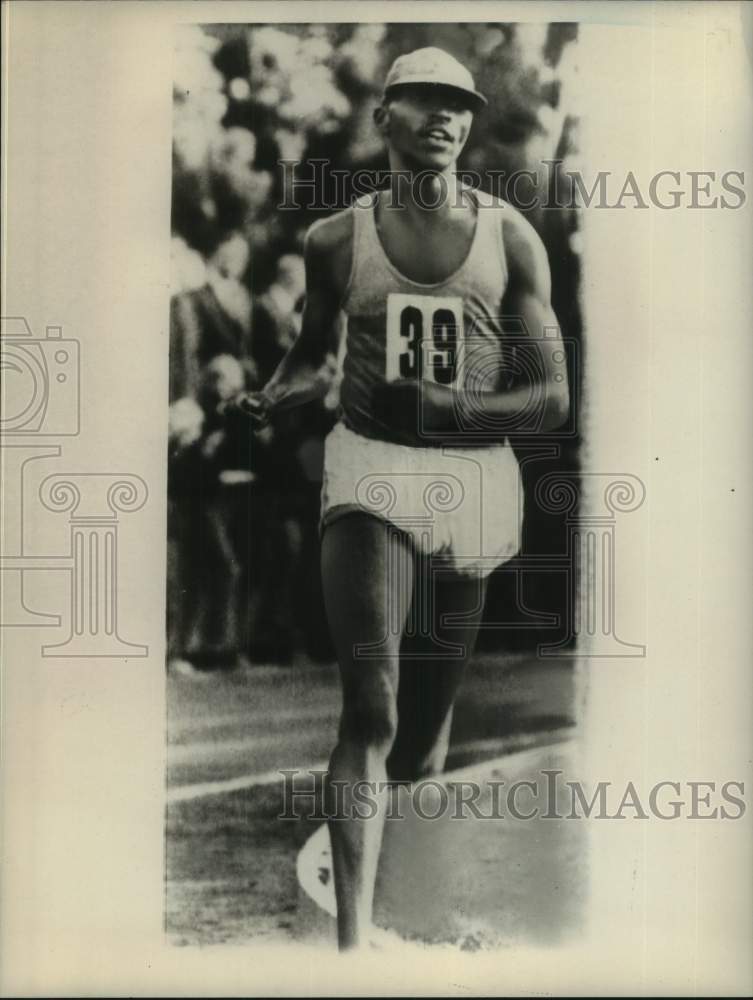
[166,653,576,947]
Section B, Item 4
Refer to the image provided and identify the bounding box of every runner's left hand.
[371,379,453,435]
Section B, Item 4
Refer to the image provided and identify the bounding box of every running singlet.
[337,187,509,447]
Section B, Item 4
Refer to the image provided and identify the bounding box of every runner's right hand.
[226,390,272,430]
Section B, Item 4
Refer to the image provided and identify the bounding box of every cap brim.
[384,81,488,113]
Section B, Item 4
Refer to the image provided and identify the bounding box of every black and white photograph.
[166,19,585,954]
[162,10,752,967]
[1,1,752,995]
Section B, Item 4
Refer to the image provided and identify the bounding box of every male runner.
[235,48,569,950]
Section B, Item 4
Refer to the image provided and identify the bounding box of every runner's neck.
[384,152,465,222]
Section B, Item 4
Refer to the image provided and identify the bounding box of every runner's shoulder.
[465,188,540,255]
[468,186,508,212]
[304,208,355,259]
[304,209,354,291]
[487,197,549,283]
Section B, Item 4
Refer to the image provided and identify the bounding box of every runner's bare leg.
[321,513,414,950]
[388,566,488,782]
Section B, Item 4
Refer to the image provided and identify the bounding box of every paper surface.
[1,1,751,994]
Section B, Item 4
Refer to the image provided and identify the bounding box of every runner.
[235,47,569,950]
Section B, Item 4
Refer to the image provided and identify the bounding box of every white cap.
[383,47,487,112]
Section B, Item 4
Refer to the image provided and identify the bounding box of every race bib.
[385,293,465,386]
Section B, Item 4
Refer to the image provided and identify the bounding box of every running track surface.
[166,652,577,947]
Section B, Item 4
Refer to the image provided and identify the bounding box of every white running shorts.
[320,422,523,578]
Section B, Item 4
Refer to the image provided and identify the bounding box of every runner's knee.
[389,740,449,783]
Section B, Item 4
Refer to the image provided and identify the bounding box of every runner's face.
[382,86,474,170]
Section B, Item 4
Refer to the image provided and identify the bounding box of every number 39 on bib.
[385,293,465,386]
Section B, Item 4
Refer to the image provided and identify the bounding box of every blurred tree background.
[169,22,584,666]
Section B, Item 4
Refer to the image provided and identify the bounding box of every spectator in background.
[170,232,255,400]
[167,233,257,673]
[248,255,337,664]
[251,253,307,384]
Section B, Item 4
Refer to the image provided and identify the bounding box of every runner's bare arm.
[234,212,352,425]
[485,208,570,432]
[373,209,570,439]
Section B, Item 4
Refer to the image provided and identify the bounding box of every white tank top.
[338,187,510,447]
